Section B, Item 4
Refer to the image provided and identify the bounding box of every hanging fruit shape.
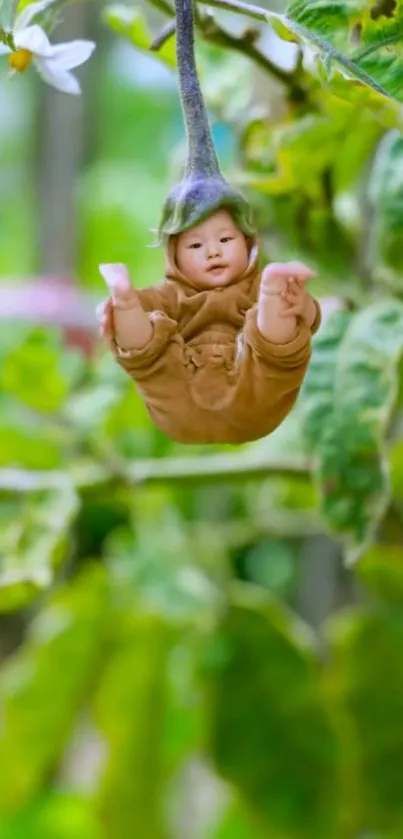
[157,0,256,240]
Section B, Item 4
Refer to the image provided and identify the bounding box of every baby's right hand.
[99,263,140,309]
[97,262,153,352]
[96,296,115,351]
[262,261,316,292]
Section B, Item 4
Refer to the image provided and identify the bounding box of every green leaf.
[352,0,403,101]
[390,438,403,501]
[287,0,365,45]
[268,0,403,107]
[245,114,346,198]
[1,329,84,415]
[15,0,82,35]
[301,308,353,451]
[243,102,384,201]
[105,509,220,622]
[104,5,176,67]
[211,800,265,839]
[241,102,382,282]
[326,606,403,833]
[0,792,102,839]
[0,397,65,470]
[16,0,59,13]
[367,129,403,279]
[0,0,16,29]
[206,584,342,839]
[301,302,403,559]
[0,566,109,815]
[356,543,403,603]
[63,385,123,433]
[93,610,172,839]
[0,485,79,613]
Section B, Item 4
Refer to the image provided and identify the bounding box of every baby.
[96,208,321,445]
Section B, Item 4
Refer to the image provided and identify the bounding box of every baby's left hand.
[280,277,316,327]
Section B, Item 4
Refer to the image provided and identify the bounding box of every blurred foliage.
[3,0,403,836]
[284,0,403,102]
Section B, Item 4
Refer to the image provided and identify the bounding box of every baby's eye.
[188,242,202,249]
[220,236,234,243]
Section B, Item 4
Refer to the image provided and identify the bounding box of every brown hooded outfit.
[111,240,321,445]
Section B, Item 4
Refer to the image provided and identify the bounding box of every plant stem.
[0,452,311,494]
[352,33,400,63]
[151,0,272,24]
[198,0,269,23]
[150,19,176,51]
[200,20,297,86]
[175,0,221,176]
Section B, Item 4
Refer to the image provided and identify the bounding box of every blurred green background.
[2,0,403,836]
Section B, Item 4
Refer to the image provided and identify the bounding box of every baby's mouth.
[207,263,226,273]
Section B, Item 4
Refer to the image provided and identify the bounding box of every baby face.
[175,209,250,289]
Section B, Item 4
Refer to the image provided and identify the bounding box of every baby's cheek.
[176,252,185,274]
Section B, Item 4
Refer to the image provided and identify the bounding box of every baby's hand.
[97,263,153,352]
[96,296,113,350]
[257,260,317,344]
[261,261,316,295]
[99,263,140,309]
[280,277,317,327]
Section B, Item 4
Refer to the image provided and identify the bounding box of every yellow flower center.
[8,49,32,72]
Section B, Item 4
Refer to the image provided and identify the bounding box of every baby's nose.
[206,242,221,258]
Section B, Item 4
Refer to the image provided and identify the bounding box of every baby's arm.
[257,262,316,344]
[99,263,153,351]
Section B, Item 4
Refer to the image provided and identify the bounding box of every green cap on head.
[159,175,256,239]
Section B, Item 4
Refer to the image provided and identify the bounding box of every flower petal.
[15,24,53,57]
[14,0,57,32]
[35,57,81,94]
[43,39,95,70]
[0,44,11,55]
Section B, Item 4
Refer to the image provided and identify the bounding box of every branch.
[198,0,272,24]
[0,452,311,495]
[192,511,321,544]
[150,19,176,51]
[150,0,272,26]
[148,0,306,95]
[352,34,398,63]
[200,17,300,89]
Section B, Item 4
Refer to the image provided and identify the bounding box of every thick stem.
[175,0,221,177]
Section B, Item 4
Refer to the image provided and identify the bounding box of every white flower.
[0,0,95,94]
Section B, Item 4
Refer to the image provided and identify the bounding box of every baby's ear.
[247,239,259,265]
[247,234,260,251]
